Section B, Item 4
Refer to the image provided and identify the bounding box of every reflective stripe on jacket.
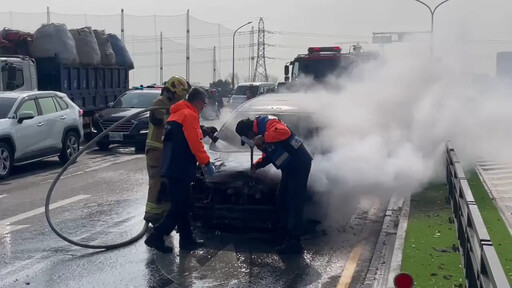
[146,96,176,150]
[253,115,311,170]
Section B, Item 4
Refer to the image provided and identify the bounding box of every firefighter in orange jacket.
[235,115,313,254]
[145,87,214,253]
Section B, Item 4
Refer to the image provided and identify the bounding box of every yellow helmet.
[165,76,191,99]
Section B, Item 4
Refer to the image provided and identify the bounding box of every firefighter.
[235,115,313,254]
[145,87,215,253]
[144,76,191,225]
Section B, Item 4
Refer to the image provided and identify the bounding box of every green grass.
[401,184,465,288]
[468,171,512,282]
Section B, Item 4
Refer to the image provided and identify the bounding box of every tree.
[209,79,232,98]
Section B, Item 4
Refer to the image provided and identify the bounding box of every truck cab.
[0,56,38,91]
[284,45,378,83]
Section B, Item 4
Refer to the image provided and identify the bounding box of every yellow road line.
[337,243,365,288]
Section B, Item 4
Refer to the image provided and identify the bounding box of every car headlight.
[140,129,149,134]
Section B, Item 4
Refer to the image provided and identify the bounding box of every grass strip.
[401,184,465,288]
[468,171,512,282]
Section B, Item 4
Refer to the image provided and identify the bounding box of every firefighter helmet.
[165,76,191,100]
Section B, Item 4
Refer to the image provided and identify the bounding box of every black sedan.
[92,88,161,151]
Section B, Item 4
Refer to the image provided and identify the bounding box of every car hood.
[205,146,279,188]
[96,108,148,121]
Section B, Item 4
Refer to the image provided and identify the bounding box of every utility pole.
[213,46,217,82]
[186,9,191,81]
[218,24,221,80]
[412,0,451,56]
[249,26,254,79]
[232,21,252,89]
[46,7,50,24]
[160,32,163,85]
[121,9,125,43]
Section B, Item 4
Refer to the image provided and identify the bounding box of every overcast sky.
[3,0,512,84]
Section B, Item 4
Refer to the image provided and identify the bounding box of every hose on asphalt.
[45,106,169,250]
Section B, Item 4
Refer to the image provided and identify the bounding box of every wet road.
[0,142,388,287]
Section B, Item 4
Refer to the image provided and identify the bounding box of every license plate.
[109,132,123,141]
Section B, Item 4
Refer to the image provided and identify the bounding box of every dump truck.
[0,28,132,141]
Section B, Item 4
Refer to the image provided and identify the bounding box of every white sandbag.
[107,34,134,69]
[70,27,101,66]
[93,29,116,66]
[29,23,78,65]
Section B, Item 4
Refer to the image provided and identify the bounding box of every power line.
[125,31,250,43]
[130,44,251,56]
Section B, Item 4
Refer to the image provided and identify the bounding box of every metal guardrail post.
[445,141,510,288]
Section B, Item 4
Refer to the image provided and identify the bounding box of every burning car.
[192,94,320,229]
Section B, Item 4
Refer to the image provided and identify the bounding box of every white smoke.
[285,45,512,199]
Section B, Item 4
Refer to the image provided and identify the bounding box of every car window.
[233,85,259,96]
[0,97,17,119]
[54,96,69,111]
[38,97,58,115]
[111,91,159,108]
[17,100,39,116]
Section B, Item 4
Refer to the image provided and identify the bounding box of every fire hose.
[45,106,169,250]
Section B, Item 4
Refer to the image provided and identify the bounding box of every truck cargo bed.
[35,57,129,113]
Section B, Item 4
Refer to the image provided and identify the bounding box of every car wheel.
[59,131,80,164]
[0,143,13,180]
[96,142,110,151]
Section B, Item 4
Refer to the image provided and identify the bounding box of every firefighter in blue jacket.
[235,115,313,254]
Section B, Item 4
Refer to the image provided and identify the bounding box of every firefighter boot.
[144,232,173,254]
[179,233,204,251]
[276,237,303,255]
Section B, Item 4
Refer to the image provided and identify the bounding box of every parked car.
[92,86,161,151]
[0,91,83,179]
[229,82,276,110]
[192,93,321,229]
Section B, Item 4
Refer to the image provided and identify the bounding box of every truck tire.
[0,142,13,180]
[59,131,80,164]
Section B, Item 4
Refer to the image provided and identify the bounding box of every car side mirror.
[284,64,290,76]
[107,102,113,108]
[17,111,35,124]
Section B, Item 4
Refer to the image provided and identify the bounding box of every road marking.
[0,195,90,233]
[337,243,364,288]
[0,194,6,199]
[0,225,30,234]
[40,155,144,184]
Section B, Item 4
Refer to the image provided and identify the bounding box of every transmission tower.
[252,18,268,82]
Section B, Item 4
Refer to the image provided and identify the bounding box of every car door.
[51,95,73,146]
[36,95,62,153]
[13,98,44,161]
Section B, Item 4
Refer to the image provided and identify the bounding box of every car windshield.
[111,91,160,108]
[0,97,16,119]
[233,85,259,96]
[295,58,342,80]
[211,110,319,153]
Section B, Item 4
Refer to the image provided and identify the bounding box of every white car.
[0,91,83,179]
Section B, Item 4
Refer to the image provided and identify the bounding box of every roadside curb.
[361,194,410,288]
[386,196,410,288]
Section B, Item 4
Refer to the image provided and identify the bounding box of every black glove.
[200,126,218,137]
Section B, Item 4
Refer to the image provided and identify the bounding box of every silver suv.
[0,91,83,179]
